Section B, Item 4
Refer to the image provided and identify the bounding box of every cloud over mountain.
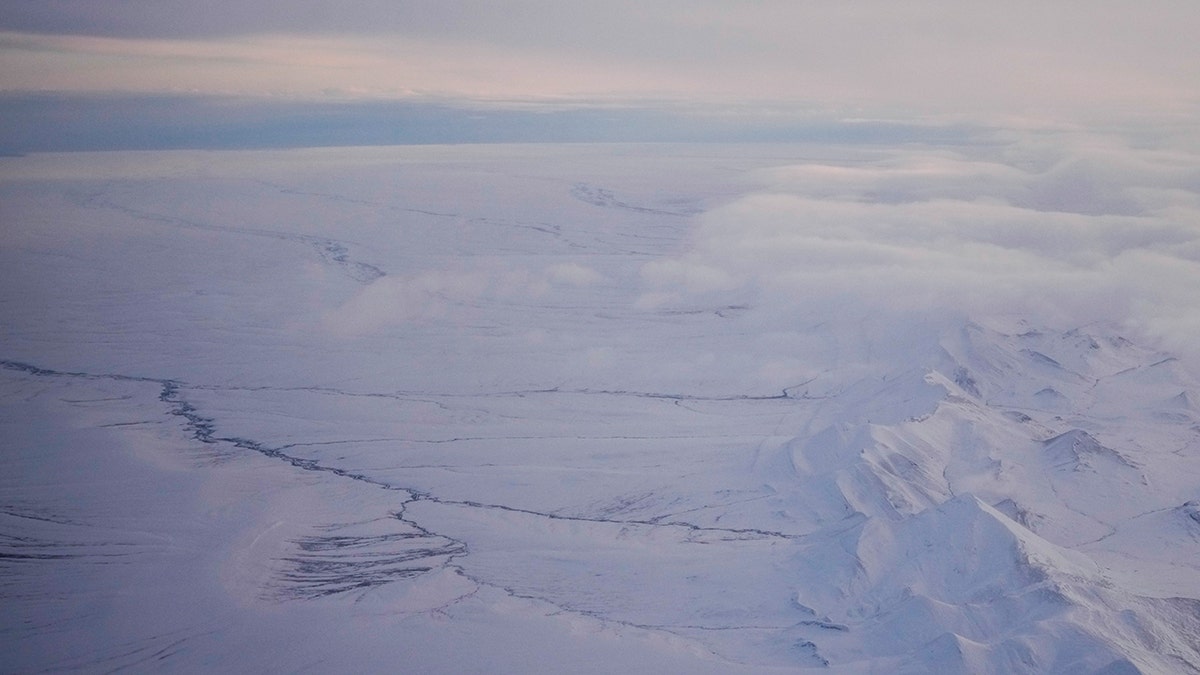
[639,131,1200,363]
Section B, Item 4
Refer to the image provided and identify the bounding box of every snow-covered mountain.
[2,142,1199,672]
[757,320,1200,672]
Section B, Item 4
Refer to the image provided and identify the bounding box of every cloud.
[321,269,490,336]
[0,32,553,99]
[322,262,607,337]
[640,258,737,293]
[3,2,1199,120]
[546,262,604,286]
[639,130,1200,361]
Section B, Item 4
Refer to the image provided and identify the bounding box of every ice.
[3,143,1200,672]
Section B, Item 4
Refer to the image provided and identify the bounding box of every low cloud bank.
[323,262,604,337]
[640,131,1200,360]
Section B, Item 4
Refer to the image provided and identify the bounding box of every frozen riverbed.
[3,142,1200,672]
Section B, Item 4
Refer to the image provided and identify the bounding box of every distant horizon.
[4,2,1198,153]
[0,91,1010,154]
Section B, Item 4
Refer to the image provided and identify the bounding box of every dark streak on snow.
[570,183,693,217]
[416,494,799,542]
[272,526,466,600]
[1,357,804,612]
[256,179,589,253]
[183,381,820,404]
[2,358,453,601]
[74,187,386,285]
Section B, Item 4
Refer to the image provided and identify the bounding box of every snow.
[2,142,1200,672]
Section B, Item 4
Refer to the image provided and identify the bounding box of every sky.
[2,1,1200,150]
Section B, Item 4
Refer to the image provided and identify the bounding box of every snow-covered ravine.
[3,142,1200,673]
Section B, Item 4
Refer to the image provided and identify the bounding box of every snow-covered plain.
[2,139,1200,673]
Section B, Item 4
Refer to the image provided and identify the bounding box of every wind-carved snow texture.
[270,517,466,600]
[3,143,1200,673]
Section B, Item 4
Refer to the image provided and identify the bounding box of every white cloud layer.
[639,131,1200,361]
[323,262,604,336]
[3,2,1199,120]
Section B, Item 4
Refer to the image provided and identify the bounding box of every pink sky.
[3,1,1199,123]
